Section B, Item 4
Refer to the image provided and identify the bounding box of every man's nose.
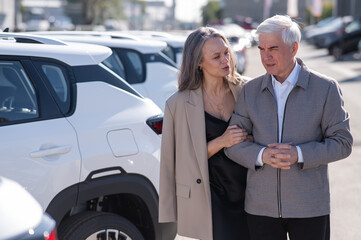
[263,51,272,59]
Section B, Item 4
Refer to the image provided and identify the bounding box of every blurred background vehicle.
[302,16,336,40]
[0,177,57,240]
[305,16,353,49]
[327,17,361,60]
[31,31,179,110]
[212,24,249,74]
[121,30,186,68]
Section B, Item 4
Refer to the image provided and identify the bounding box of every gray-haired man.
[225,15,353,240]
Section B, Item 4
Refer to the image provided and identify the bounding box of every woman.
[159,27,250,240]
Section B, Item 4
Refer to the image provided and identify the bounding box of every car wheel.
[332,45,343,60]
[58,211,145,240]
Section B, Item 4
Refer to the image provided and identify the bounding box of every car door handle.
[30,145,72,158]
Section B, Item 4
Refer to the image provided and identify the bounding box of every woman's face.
[199,37,230,80]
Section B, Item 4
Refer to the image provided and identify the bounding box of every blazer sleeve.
[158,100,177,222]
[224,85,264,170]
[299,80,353,169]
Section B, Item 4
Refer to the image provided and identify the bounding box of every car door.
[343,18,361,53]
[0,57,81,209]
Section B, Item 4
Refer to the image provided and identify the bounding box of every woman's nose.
[222,54,230,63]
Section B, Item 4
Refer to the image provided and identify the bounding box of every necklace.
[202,84,227,120]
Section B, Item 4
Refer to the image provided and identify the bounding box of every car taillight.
[146,115,163,135]
[45,229,57,240]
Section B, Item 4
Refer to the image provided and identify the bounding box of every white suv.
[31,31,179,111]
[0,32,176,240]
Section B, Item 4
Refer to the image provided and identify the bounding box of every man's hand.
[262,143,298,170]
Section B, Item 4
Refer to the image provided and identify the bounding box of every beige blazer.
[159,82,244,240]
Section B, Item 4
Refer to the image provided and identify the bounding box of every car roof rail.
[0,32,67,45]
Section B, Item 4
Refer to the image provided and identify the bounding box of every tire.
[58,211,145,240]
[332,45,343,61]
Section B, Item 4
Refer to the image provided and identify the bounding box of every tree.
[202,1,223,26]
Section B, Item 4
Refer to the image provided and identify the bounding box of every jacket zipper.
[278,88,295,218]
[268,86,295,218]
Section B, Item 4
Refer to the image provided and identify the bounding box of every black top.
[205,111,249,240]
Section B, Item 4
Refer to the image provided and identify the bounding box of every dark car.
[306,16,353,49]
[328,17,361,60]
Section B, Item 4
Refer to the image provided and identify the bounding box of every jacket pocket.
[176,183,190,198]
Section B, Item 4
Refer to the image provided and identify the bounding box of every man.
[225,15,353,240]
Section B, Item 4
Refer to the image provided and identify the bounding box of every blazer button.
[196,179,202,184]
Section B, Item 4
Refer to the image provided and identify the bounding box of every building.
[334,0,361,18]
[222,0,309,24]
[0,0,16,31]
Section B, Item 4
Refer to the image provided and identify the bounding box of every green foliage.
[306,1,334,25]
[202,1,223,26]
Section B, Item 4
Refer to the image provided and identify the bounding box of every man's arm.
[224,87,264,170]
[299,81,353,169]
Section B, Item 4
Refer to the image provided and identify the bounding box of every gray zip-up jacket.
[225,58,353,218]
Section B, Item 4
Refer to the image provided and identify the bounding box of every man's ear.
[291,42,299,56]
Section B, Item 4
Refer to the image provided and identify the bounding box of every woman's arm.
[207,125,248,159]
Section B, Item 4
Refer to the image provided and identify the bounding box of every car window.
[345,20,361,34]
[102,50,126,79]
[114,49,145,84]
[162,45,175,62]
[0,61,39,123]
[38,63,71,114]
[126,51,143,81]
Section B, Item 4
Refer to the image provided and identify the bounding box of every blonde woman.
[159,27,250,240]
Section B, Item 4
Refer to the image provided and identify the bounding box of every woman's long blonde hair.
[178,26,243,91]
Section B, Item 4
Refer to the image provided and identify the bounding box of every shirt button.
[196,179,202,184]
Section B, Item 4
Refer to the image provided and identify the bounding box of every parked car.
[0,176,57,240]
[327,17,361,60]
[121,30,186,68]
[0,32,176,240]
[305,16,353,49]
[212,24,248,74]
[30,31,179,110]
[303,16,336,41]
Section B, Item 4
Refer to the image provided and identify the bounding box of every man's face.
[258,31,298,83]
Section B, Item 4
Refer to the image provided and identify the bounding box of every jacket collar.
[261,57,310,94]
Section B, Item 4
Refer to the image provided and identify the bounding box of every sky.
[164,0,208,22]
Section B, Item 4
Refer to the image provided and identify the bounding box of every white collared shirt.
[256,62,304,166]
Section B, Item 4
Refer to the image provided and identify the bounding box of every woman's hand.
[221,125,248,148]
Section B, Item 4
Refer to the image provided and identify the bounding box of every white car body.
[121,30,186,67]
[31,31,179,110]
[0,32,174,239]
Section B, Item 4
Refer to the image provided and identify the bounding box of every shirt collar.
[272,62,300,87]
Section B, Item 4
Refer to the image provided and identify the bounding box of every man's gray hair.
[256,15,301,46]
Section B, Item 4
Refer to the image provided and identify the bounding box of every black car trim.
[46,172,176,240]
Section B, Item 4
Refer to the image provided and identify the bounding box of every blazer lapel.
[184,87,211,206]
